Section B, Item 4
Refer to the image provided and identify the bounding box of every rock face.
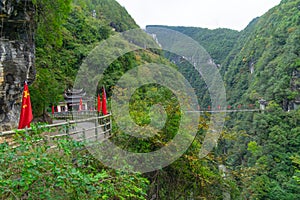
[0,0,35,131]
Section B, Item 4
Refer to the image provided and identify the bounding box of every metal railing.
[51,110,99,120]
[0,113,112,145]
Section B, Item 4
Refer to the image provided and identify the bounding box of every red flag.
[102,87,108,115]
[79,98,83,111]
[18,82,33,129]
[97,94,102,112]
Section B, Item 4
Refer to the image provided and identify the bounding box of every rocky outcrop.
[0,0,35,131]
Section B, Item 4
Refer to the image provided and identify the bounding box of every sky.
[115,0,281,31]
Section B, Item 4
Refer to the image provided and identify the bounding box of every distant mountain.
[145,25,240,108]
[223,0,300,110]
[147,0,300,111]
[146,25,240,65]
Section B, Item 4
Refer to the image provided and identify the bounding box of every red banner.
[97,94,101,112]
[79,98,83,111]
[102,87,108,115]
[18,82,33,129]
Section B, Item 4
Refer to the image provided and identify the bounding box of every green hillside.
[1,0,299,199]
[146,25,240,65]
[218,0,300,198]
[13,0,234,199]
[145,25,240,108]
[147,1,300,199]
[31,0,138,116]
[223,0,300,110]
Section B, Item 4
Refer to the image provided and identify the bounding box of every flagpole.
[97,94,99,116]
[24,80,29,131]
[102,86,107,115]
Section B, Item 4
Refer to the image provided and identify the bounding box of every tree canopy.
[3,0,299,199]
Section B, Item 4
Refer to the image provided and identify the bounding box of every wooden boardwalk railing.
[0,113,112,145]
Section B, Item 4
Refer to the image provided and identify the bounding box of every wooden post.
[66,120,70,136]
[103,115,107,137]
[95,117,98,140]
[109,113,112,136]
[82,128,86,142]
[45,135,51,145]
[98,111,101,125]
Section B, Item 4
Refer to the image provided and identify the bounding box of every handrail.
[0,113,112,138]
[51,111,99,120]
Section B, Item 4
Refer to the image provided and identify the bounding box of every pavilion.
[55,88,90,112]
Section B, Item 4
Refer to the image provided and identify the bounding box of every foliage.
[221,105,300,199]
[22,0,300,198]
[291,155,300,184]
[109,80,238,198]
[222,0,300,109]
[0,127,149,199]
[145,25,240,108]
[33,0,73,47]
[30,68,63,116]
[147,25,240,65]
[74,0,138,32]
[217,1,300,198]
[31,0,137,116]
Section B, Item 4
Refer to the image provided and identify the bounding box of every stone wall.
[0,0,35,131]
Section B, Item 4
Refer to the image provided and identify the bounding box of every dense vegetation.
[153,1,300,199]
[0,127,149,199]
[218,0,300,199]
[146,25,240,65]
[222,0,300,110]
[30,0,138,116]
[1,0,299,199]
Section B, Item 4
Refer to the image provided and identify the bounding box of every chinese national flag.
[102,87,108,115]
[97,94,101,113]
[18,82,33,129]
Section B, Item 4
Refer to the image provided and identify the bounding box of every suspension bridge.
[187,109,261,113]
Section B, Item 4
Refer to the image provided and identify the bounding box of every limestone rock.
[0,0,35,131]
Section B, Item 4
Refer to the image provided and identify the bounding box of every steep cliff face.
[0,0,35,131]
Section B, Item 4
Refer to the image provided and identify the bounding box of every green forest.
[1,0,300,199]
